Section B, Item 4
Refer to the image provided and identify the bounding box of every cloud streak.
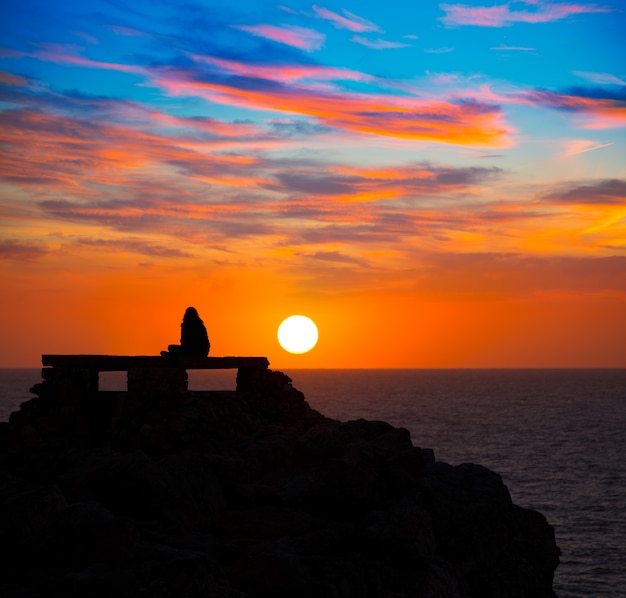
[440,1,611,27]
[236,24,326,51]
[573,71,626,86]
[0,239,49,260]
[518,86,626,127]
[351,36,412,50]
[312,6,380,32]
[491,45,536,51]
[542,179,626,205]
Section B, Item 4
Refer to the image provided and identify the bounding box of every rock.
[229,536,313,598]
[0,367,560,597]
[0,474,67,556]
[60,565,142,598]
[29,501,136,569]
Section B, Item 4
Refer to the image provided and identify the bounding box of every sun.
[277,315,319,354]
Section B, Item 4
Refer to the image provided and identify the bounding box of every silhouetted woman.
[163,307,210,356]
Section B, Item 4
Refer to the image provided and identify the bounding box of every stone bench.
[37,354,270,397]
[42,354,269,372]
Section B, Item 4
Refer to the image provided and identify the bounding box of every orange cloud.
[156,70,510,146]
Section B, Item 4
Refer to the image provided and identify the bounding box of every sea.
[1,368,625,598]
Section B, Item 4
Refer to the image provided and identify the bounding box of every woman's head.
[183,306,200,321]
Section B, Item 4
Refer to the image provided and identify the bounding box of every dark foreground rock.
[0,369,560,597]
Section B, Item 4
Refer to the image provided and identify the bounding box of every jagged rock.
[0,367,559,597]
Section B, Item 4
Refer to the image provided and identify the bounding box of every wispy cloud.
[312,6,380,32]
[351,36,412,50]
[22,43,145,75]
[440,1,611,27]
[562,139,614,156]
[491,45,536,51]
[109,25,151,38]
[0,70,30,86]
[425,47,455,54]
[295,249,370,267]
[0,239,49,260]
[573,71,626,85]
[542,178,626,205]
[265,162,503,202]
[236,24,325,51]
[73,236,194,258]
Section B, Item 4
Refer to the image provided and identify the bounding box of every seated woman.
[162,307,210,357]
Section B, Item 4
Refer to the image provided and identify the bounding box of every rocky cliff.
[0,368,560,597]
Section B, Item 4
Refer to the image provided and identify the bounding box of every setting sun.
[277,315,319,354]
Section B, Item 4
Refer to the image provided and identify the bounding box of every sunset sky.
[1,0,625,368]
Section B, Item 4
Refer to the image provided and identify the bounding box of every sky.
[1,0,625,369]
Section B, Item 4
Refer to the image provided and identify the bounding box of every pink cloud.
[236,24,325,51]
[191,55,374,85]
[312,6,380,32]
[110,25,151,38]
[440,1,611,27]
[0,70,29,86]
[28,44,145,75]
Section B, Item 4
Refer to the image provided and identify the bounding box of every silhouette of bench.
[39,354,270,395]
[42,354,269,372]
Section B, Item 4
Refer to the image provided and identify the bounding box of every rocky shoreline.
[0,368,560,597]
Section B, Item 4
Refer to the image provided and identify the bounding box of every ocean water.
[1,368,625,597]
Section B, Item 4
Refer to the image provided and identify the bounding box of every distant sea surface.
[1,368,625,598]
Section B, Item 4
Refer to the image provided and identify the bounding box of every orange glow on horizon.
[2,248,625,369]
